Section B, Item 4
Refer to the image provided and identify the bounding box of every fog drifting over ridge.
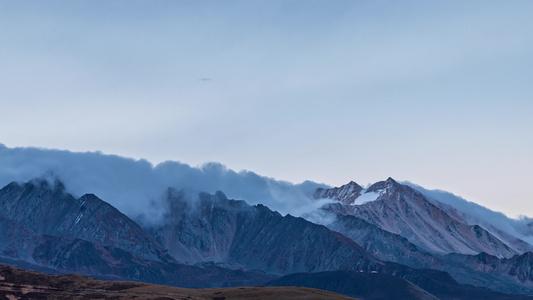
[406,182,533,246]
[0,144,330,223]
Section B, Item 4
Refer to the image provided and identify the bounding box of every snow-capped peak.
[314,179,396,205]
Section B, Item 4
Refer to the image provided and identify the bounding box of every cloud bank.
[0,144,329,223]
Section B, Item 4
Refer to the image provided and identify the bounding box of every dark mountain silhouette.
[0,179,171,262]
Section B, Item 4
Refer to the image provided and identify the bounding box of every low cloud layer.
[0,144,330,223]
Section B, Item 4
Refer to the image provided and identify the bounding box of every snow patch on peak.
[352,189,385,205]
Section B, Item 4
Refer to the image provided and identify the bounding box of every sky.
[0,1,532,218]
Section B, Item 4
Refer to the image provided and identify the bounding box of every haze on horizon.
[1,1,532,218]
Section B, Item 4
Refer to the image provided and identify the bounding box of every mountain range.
[1,175,533,299]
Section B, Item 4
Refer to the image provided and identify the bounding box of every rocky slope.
[318,178,516,258]
[0,179,171,262]
[147,188,380,275]
[315,181,363,205]
[409,183,533,254]
[442,252,533,294]
[327,214,442,268]
[0,180,274,287]
[313,178,533,295]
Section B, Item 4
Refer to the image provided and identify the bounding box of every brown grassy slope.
[0,263,357,300]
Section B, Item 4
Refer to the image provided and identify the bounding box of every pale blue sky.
[1,1,532,217]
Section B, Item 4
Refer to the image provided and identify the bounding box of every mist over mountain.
[0,144,330,224]
[2,144,531,246]
[406,182,533,251]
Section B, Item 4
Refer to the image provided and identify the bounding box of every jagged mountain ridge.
[142,185,533,295]
[313,178,533,294]
[0,179,171,263]
[407,183,533,254]
[0,179,383,277]
[317,178,518,258]
[146,188,380,275]
[324,212,533,294]
[0,180,275,287]
[315,181,363,205]
[2,177,533,298]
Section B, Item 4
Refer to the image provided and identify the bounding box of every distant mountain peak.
[366,177,401,193]
[347,180,361,187]
[314,181,363,205]
[314,178,519,258]
[0,177,172,263]
[314,178,403,206]
[29,177,66,193]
